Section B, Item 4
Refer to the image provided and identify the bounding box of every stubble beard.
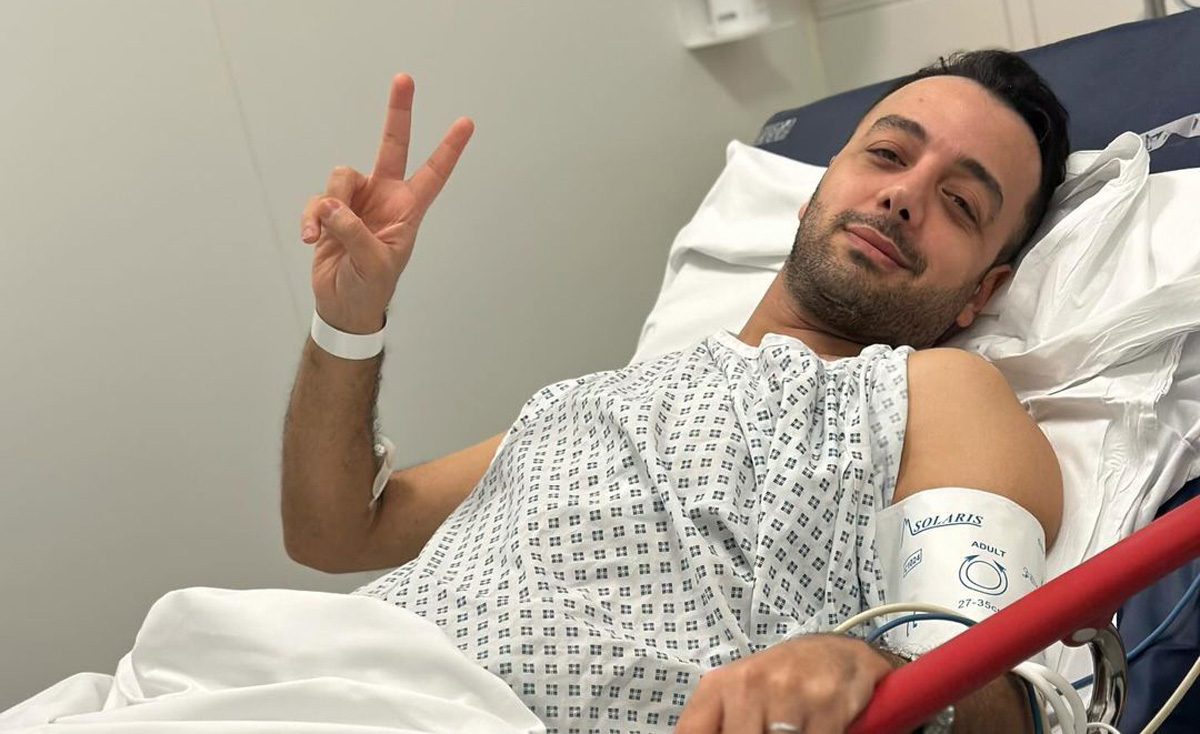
[782,194,980,349]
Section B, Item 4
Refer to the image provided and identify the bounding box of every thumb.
[318,200,378,259]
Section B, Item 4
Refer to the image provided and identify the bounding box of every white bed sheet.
[0,588,545,734]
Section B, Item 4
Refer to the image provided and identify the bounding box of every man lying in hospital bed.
[4,47,1199,733]
[298,49,1064,734]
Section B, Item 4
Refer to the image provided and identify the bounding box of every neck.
[736,274,866,359]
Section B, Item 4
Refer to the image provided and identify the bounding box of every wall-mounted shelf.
[677,0,797,49]
[683,18,796,48]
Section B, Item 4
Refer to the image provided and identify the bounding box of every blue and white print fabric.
[355,330,912,733]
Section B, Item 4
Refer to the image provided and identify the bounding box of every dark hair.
[870,50,1070,266]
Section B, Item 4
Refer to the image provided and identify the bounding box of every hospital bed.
[4,10,1198,734]
[634,8,1200,733]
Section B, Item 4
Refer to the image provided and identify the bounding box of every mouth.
[843,225,910,271]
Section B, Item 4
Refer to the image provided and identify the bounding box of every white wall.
[0,0,825,708]
[813,0,1179,93]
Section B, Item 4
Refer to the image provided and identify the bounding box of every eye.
[869,147,903,165]
[948,192,977,224]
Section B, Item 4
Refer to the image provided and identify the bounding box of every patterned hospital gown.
[354,330,913,733]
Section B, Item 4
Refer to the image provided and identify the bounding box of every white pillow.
[630,142,822,363]
[631,135,1200,680]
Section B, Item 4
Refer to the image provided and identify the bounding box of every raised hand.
[299,74,474,333]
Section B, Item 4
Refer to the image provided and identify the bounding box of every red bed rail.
[848,494,1200,733]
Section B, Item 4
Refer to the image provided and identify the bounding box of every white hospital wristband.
[310,310,385,360]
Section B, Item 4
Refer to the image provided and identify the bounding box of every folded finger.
[798,671,878,734]
[300,194,323,243]
[724,701,765,734]
[674,677,723,734]
[797,712,841,734]
[759,694,808,734]
[325,165,367,205]
[318,200,380,265]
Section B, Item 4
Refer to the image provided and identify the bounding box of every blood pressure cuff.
[874,487,1047,653]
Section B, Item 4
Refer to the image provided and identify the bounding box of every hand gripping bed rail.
[848,494,1200,733]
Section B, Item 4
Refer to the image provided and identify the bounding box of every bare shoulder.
[904,346,1019,392]
[896,348,1063,547]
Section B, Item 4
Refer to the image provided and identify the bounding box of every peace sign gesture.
[300,74,474,334]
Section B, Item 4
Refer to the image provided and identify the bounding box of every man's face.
[783,75,1042,348]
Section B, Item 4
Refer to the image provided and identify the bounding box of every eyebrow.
[868,114,928,142]
[866,114,1005,220]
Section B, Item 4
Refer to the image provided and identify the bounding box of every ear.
[797,200,809,221]
[954,264,1012,329]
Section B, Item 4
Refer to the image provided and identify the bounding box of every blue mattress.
[755,10,1200,174]
[750,10,1200,731]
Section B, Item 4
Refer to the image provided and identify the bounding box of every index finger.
[372,74,415,181]
[673,675,722,734]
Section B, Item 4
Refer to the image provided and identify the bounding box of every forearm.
[952,670,1035,734]
[281,336,383,570]
[873,649,1035,733]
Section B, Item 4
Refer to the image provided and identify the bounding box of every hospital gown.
[355,330,912,734]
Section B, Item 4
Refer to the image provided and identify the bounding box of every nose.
[878,183,923,228]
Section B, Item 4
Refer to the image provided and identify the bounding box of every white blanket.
[0,588,545,734]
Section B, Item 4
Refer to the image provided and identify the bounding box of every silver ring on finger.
[767,723,802,733]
